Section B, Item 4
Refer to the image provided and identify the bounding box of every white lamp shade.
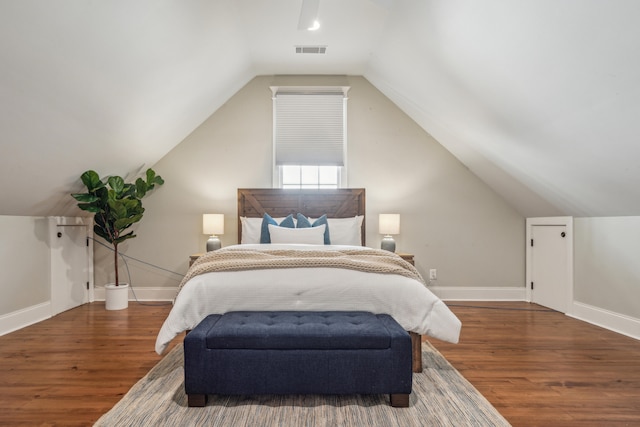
[203,214,224,235]
[379,214,400,235]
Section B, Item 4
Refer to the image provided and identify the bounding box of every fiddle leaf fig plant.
[71,168,164,286]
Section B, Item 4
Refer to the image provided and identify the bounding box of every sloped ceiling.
[1,0,639,217]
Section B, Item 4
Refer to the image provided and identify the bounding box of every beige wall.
[0,216,50,315]
[93,76,525,290]
[574,217,640,318]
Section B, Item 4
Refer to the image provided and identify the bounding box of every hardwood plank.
[0,302,179,427]
[1,301,639,426]
[429,301,640,427]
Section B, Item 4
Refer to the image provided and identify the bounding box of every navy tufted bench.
[184,311,413,407]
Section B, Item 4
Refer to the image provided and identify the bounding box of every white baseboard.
[569,301,640,341]
[93,286,178,302]
[429,286,527,301]
[432,286,639,342]
[5,288,638,345]
[0,302,52,336]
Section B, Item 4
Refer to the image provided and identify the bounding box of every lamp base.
[381,236,396,253]
[206,236,221,252]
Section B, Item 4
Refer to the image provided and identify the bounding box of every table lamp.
[203,214,224,251]
[379,214,400,253]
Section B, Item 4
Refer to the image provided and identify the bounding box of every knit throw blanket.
[178,248,425,294]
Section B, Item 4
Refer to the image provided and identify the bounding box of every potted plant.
[71,168,164,310]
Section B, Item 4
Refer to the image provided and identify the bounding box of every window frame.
[271,86,349,188]
[279,165,343,189]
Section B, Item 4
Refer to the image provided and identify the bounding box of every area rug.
[94,343,510,427]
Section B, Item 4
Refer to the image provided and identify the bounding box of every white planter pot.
[105,283,129,310]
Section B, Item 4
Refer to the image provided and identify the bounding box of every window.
[282,165,340,189]
[271,86,349,188]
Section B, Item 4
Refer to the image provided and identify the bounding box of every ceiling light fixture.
[298,0,320,31]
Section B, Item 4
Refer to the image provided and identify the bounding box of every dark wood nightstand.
[189,253,204,267]
[397,253,414,266]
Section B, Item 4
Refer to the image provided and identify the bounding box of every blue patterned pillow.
[296,213,331,244]
[260,213,295,243]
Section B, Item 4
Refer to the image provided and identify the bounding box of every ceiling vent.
[295,45,327,54]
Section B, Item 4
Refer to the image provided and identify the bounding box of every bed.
[155,188,461,373]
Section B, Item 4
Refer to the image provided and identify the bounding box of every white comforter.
[155,244,461,354]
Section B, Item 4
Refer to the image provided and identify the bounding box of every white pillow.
[242,215,362,245]
[240,216,296,244]
[322,215,364,246]
[268,224,326,245]
[240,217,262,244]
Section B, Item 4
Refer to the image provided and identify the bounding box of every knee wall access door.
[50,217,92,316]
[526,217,573,313]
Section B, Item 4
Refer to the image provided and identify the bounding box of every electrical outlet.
[429,269,437,280]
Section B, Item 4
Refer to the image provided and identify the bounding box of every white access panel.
[50,217,91,316]
[530,224,570,313]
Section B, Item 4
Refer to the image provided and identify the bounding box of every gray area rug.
[94,343,510,427]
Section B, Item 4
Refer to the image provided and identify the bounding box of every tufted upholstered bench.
[184,311,413,407]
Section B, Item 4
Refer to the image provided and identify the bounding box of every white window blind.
[274,91,346,166]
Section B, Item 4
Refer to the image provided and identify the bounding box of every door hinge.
[86,282,90,290]
[531,281,534,290]
[86,237,89,247]
[530,239,534,247]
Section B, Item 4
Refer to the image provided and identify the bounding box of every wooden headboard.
[237,188,366,245]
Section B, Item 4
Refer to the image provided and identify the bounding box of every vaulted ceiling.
[2,0,639,218]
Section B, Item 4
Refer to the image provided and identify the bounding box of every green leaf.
[145,168,164,190]
[121,183,136,198]
[150,169,164,187]
[135,178,148,198]
[107,176,125,194]
[71,193,99,203]
[114,231,136,244]
[114,214,143,230]
[107,198,128,219]
[120,198,141,212]
[80,170,103,192]
[94,186,108,201]
[93,225,112,243]
[77,203,102,213]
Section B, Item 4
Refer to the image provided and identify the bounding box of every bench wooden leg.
[188,393,207,407]
[390,393,410,407]
[410,332,423,373]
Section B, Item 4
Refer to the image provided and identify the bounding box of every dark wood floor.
[0,302,179,427]
[429,301,640,427]
[0,301,638,426]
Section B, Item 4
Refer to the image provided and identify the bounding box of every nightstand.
[397,253,414,266]
[189,253,204,267]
